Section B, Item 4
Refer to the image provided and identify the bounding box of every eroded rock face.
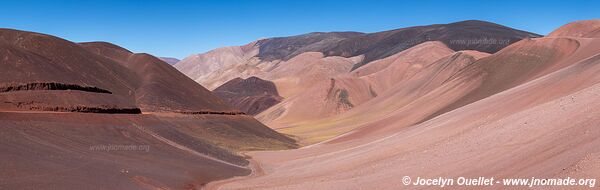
[0,82,112,94]
[213,77,283,115]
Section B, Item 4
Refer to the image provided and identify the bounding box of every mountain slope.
[81,41,235,112]
[548,19,600,38]
[210,20,600,190]
[0,29,297,189]
[174,42,262,89]
[256,41,456,130]
[0,29,139,112]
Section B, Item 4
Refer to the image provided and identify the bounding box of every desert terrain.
[191,20,600,189]
[2,18,599,190]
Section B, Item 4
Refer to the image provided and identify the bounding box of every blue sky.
[1,0,598,59]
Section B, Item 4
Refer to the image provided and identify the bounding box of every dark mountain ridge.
[253,20,542,69]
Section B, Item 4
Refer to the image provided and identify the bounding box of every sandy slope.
[259,52,362,98]
[0,112,296,189]
[209,22,600,189]
[256,42,452,129]
[287,51,488,144]
[251,52,364,127]
[263,42,483,144]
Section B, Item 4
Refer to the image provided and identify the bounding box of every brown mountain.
[0,28,296,189]
[80,41,234,113]
[0,29,139,113]
[214,76,283,115]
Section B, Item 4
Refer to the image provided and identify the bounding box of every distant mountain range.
[159,57,180,65]
[175,20,540,90]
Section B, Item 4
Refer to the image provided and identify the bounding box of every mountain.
[209,20,600,189]
[326,20,541,69]
[262,42,488,143]
[175,42,262,90]
[263,22,591,144]
[80,41,234,112]
[175,20,540,90]
[213,76,283,115]
[254,32,364,61]
[0,29,296,189]
[159,57,180,65]
[257,42,455,130]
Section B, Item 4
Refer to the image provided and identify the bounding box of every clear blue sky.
[1,0,598,59]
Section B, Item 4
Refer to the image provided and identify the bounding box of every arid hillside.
[0,29,297,189]
[206,20,600,190]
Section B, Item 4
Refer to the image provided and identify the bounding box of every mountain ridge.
[175,20,541,90]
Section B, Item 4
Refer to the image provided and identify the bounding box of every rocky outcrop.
[0,82,112,94]
[4,100,141,114]
[326,79,354,112]
[27,105,141,114]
